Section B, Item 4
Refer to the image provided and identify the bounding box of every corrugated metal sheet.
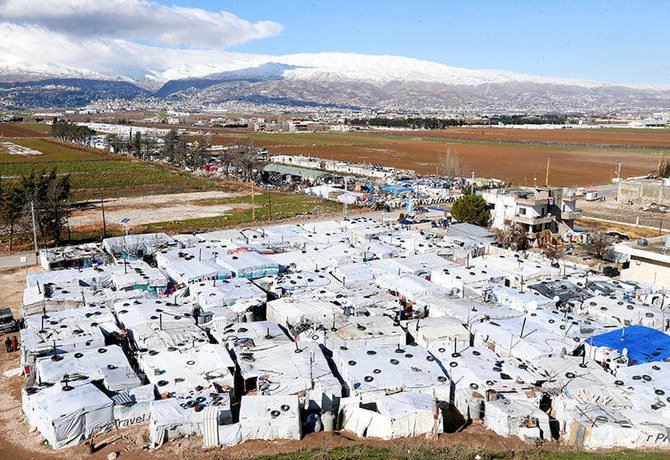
[201,406,219,448]
[110,392,133,405]
[263,163,331,179]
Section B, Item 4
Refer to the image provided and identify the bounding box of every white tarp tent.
[484,398,551,442]
[149,396,228,447]
[340,392,441,440]
[35,345,141,392]
[235,341,341,411]
[216,252,280,279]
[332,346,450,403]
[138,344,235,397]
[297,315,405,352]
[23,380,114,449]
[21,304,117,368]
[239,395,301,441]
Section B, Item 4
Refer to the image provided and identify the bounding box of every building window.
[518,207,526,215]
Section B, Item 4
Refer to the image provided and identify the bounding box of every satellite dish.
[553,296,560,302]
[622,347,628,356]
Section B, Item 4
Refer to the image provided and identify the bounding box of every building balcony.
[516,197,548,206]
[512,214,554,226]
[561,210,582,220]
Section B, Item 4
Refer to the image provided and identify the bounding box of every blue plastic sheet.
[589,325,670,365]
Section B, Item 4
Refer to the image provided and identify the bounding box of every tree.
[51,118,95,144]
[587,232,614,260]
[443,147,462,177]
[543,244,565,262]
[658,159,670,178]
[0,185,25,252]
[12,169,72,246]
[105,134,122,153]
[131,131,142,158]
[191,139,212,170]
[451,193,490,227]
[231,140,265,181]
[161,129,188,166]
[494,223,529,251]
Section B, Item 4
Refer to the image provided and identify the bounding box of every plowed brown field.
[392,127,670,148]
[0,123,50,138]
[220,131,666,187]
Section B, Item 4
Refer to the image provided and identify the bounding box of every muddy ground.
[68,191,251,228]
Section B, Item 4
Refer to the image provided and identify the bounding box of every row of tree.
[105,129,265,180]
[0,170,72,251]
[51,119,96,144]
[347,117,465,129]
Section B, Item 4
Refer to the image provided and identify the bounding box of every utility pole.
[66,217,72,243]
[343,177,349,219]
[268,193,273,221]
[100,194,107,239]
[251,180,255,221]
[30,201,39,265]
[545,157,550,187]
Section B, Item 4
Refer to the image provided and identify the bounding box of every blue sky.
[164,0,669,84]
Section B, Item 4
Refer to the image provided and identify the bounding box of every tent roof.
[589,325,670,365]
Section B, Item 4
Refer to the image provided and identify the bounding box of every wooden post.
[545,157,550,187]
[100,194,107,239]
[251,181,255,221]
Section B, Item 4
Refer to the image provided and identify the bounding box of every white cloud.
[0,0,282,49]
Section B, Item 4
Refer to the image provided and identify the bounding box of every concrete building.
[482,187,580,239]
[615,236,670,288]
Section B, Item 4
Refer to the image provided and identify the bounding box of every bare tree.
[543,243,565,262]
[232,139,266,181]
[443,147,463,178]
[587,232,614,260]
[494,223,529,251]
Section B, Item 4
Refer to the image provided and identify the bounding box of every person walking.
[10,336,18,352]
[4,337,11,353]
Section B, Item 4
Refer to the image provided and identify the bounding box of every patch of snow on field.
[0,141,42,155]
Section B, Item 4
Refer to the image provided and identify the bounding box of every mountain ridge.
[2,52,670,112]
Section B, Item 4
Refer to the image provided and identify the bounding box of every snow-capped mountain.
[0,51,647,89]
[2,51,670,112]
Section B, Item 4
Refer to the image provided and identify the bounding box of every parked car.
[0,308,18,334]
[605,230,630,241]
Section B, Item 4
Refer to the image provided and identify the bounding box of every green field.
[141,192,342,234]
[0,137,221,199]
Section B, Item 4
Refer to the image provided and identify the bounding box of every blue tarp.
[379,184,414,194]
[426,207,450,213]
[589,325,670,365]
